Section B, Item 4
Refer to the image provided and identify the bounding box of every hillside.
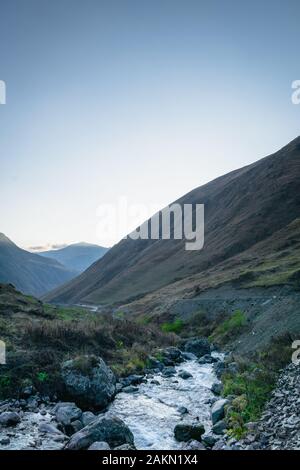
[0,234,76,297]
[44,136,300,306]
[37,242,109,274]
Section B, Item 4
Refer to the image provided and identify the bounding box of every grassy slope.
[44,137,300,306]
[0,284,176,399]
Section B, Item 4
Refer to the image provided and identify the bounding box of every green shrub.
[36,371,48,383]
[161,319,183,334]
[209,310,247,343]
[223,363,275,438]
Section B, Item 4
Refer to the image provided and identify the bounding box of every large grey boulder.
[38,422,66,436]
[0,412,20,426]
[184,338,211,358]
[211,399,228,425]
[65,415,134,450]
[61,356,116,410]
[54,402,83,435]
[174,423,205,442]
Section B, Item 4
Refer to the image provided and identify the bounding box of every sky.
[0,0,299,249]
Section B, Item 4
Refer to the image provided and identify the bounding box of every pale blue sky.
[0,0,299,248]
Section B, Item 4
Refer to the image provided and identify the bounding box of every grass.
[0,285,178,398]
[209,309,247,344]
[161,318,184,334]
[222,332,295,439]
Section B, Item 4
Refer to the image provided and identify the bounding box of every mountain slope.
[0,234,76,297]
[44,136,300,306]
[37,242,109,273]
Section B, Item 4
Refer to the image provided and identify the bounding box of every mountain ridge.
[0,234,76,297]
[44,136,300,306]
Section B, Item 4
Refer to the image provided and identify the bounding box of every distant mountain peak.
[0,233,15,245]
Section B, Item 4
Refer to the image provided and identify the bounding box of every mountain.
[0,233,76,297]
[37,242,109,274]
[44,137,300,307]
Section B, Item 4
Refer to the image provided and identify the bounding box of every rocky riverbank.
[0,339,231,450]
[1,338,298,451]
[227,362,300,450]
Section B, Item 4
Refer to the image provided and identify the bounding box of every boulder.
[162,366,176,377]
[202,433,218,448]
[163,347,183,363]
[212,419,227,435]
[184,338,210,358]
[178,406,188,415]
[181,352,197,361]
[88,441,111,450]
[198,354,213,364]
[213,361,226,379]
[146,356,163,370]
[38,422,65,436]
[174,423,205,442]
[54,402,82,426]
[178,370,193,380]
[65,415,134,450]
[61,356,116,410]
[122,386,139,393]
[179,440,206,450]
[211,399,228,425]
[120,375,144,387]
[0,412,20,426]
[211,382,223,395]
[82,411,96,427]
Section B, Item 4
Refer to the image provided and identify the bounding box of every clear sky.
[0,0,299,249]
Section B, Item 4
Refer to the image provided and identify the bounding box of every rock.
[70,419,83,434]
[181,352,197,361]
[54,402,82,435]
[202,433,218,448]
[0,437,10,445]
[88,441,111,450]
[147,356,163,370]
[178,370,193,379]
[184,338,211,358]
[120,375,144,387]
[116,383,123,393]
[21,385,35,398]
[0,412,20,426]
[150,380,160,385]
[178,406,188,415]
[213,361,226,379]
[211,382,223,395]
[212,419,227,435]
[38,422,65,435]
[211,399,228,425]
[65,415,134,450]
[198,354,214,364]
[179,440,206,450]
[114,443,136,450]
[61,355,116,410]
[212,439,231,450]
[122,386,139,393]
[162,366,176,377]
[174,423,205,442]
[82,411,96,427]
[163,347,183,363]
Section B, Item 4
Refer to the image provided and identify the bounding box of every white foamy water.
[106,355,222,450]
